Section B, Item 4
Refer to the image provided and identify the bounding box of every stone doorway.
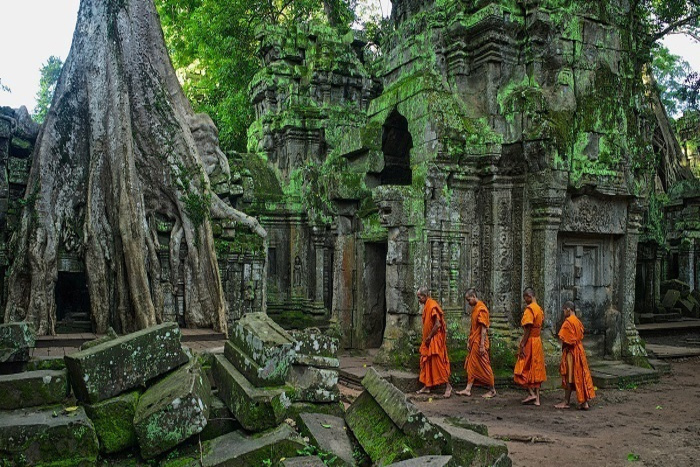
[360,242,387,348]
[557,237,614,334]
[55,272,92,333]
[380,109,412,186]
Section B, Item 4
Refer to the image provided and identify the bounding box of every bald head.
[523,287,536,298]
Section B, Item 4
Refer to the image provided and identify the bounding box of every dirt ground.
[342,356,700,467]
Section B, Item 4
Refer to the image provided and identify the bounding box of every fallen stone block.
[228,313,295,386]
[661,289,681,309]
[361,367,449,453]
[345,390,417,465]
[297,412,354,466]
[291,330,339,358]
[0,322,36,350]
[661,279,690,296]
[65,322,189,403]
[293,353,340,369]
[678,298,696,318]
[0,369,69,410]
[162,424,307,467]
[387,455,453,467]
[80,327,119,351]
[200,393,241,441]
[287,400,346,422]
[281,456,328,467]
[286,364,339,403]
[433,418,511,467]
[213,354,290,432]
[134,360,211,459]
[441,417,489,437]
[0,406,98,466]
[84,390,140,454]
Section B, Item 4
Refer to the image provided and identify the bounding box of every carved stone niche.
[559,194,628,235]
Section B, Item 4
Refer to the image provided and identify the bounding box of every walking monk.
[514,287,546,406]
[456,289,496,398]
[555,301,595,410]
[416,287,452,397]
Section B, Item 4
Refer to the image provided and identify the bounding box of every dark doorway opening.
[380,109,413,186]
[55,272,92,333]
[361,242,387,348]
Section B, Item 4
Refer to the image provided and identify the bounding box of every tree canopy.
[33,56,64,124]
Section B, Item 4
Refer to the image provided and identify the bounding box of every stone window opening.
[380,109,413,186]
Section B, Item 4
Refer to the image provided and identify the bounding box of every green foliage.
[0,77,10,93]
[651,45,692,116]
[33,56,63,124]
[156,0,355,153]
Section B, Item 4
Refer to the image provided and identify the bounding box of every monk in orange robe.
[456,288,496,398]
[555,300,595,410]
[514,287,547,406]
[416,286,452,397]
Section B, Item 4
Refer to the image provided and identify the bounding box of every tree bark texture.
[3,0,265,335]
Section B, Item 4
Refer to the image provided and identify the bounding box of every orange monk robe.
[558,314,596,404]
[513,302,547,388]
[419,298,451,387]
[465,300,495,387]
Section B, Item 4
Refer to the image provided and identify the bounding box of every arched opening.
[380,109,413,186]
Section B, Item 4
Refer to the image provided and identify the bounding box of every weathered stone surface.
[80,327,119,351]
[64,322,189,403]
[0,322,36,350]
[361,367,448,453]
[84,390,140,454]
[433,418,511,467]
[287,400,346,422]
[212,354,290,431]
[287,364,340,402]
[200,394,241,441]
[441,417,488,437]
[293,354,340,369]
[291,330,339,359]
[163,424,307,467]
[134,360,211,458]
[280,456,328,467]
[0,369,69,409]
[228,313,295,386]
[0,347,29,365]
[661,289,681,310]
[297,412,354,466]
[0,406,98,466]
[387,455,453,467]
[660,279,691,297]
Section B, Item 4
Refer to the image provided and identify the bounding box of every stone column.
[621,199,649,366]
[312,226,326,306]
[330,216,356,349]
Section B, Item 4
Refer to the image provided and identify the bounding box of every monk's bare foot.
[554,402,570,409]
[521,395,537,404]
[416,387,431,394]
[455,389,471,396]
[578,402,590,410]
[534,400,541,406]
[443,386,452,398]
[482,390,497,399]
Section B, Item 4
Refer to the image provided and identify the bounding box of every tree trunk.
[643,64,694,190]
[3,0,265,335]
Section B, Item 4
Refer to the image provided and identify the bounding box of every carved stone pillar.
[621,199,649,366]
[312,226,326,306]
[330,215,356,349]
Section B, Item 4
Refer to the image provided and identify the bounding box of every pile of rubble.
[0,315,511,466]
[639,279,700,324]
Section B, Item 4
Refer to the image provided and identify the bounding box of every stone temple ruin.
[3,0,699,362]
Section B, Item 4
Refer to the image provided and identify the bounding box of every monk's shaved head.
[523,287,536,298]
[417,286,429,297]
[563,300,575,312]
[465,288,478,298]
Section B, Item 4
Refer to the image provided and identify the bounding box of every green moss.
[85,391,140,454]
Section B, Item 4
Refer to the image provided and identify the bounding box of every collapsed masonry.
[0,319,511,466]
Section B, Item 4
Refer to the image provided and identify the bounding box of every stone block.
[286,364,339,403]
[0,347,29,364]
[0,369,69,409]
[345,390,417,465]
[80,327,119,351]
[660,279,691,296]
[432,418,511,467]
[84,390,140,454]
[293,353,340,369]
[361,367,448,453]
[0,322,36,351]
[291,330,339,358]
[660,289,681,309]
[386,456,453,467]
[677,298,697,318]
[287,400,346,422]
[212,354,291,432]
[297,412,354,466]
[162,424,307,467]
[441,417,489,437]
[228,312,295,386]
[281,456,328,467]
[64,322,189,403]
[224,339,289,387]
[200,394,241,441]
[134,360,211,459]
[0,406,98,466]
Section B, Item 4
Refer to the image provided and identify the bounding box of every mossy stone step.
[0,369,69,410]
[84,390,140,454]
[432,418,511,467]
